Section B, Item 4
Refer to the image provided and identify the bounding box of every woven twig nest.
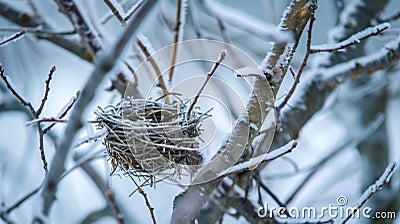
[96,97,209,179]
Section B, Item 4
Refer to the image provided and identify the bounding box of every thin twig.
[55,0,102,56]
[27,117,67,126]
[0,27,76,36]
[0,28,26,46]
[38,1,157,220]
[277,15,315,112]
[343,161,398,223]
[221,141,297,178]
[43,91,80,134]
[168,0,182,82]
[138,187,156,224]
[186,50,226,117]
[0,66,48,173]
[37,66,56,116]
[136,37,170,104]
[0,66,36,115]
[104,0,125,24]
[310,23,390,53]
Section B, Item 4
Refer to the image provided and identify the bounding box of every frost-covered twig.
[277,15,315,112]
[186,50,226,117]
[0,184,41,220]
[221,141,297,177]
[37,1,157,220]
[0,66,48,173]
[275,35,400,148]
[37,66,56,116]
[201,0,292,44]
[342,161,398,223]
[27,117,67,126]
[0,1,88,61]
[261,0,317,95]
[168,0,187,82]
[310,23,390,53]
[103,0,145,24]
[136,35,170,104]
[55,0,102,56]
[104,0,125,24]
[0,67,35,114]
[0,27,75,37]
[43,91,80,134]
[0,28,26,47]
[74,128,108,148]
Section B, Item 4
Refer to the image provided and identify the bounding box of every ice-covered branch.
[54,0,103,56]
[310,23,390,53]
[342,161,398,223]
[0,1,89,61]
[0,28,26,47]
[221,141,297,177]
[261,0,317,95]
[103,0,145,24]
[43,91,80,134]
[36,66,56,116]
[275,35,400,148]
[36,1,157,221]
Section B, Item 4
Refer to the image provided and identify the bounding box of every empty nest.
[96,97,209,179]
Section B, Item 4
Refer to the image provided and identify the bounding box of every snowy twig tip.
[218,50,227,63]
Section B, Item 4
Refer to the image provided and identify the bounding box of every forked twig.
[277,15,316,112]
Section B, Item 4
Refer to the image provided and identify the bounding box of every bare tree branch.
[0,28,26,46]
[36,1,157,221]
[54,0,102,56]
[342,161,398,223]
[0,2,90,61]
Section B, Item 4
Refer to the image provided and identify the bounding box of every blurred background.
[1,0,400,223]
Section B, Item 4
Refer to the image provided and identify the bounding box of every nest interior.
[96,97,209,178]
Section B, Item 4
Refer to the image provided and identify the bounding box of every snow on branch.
[310,23,390,53]
[261,0,317,95]
[342,161,398,223]
[0,28,26,47]
[103,0,145,24]
[321,35,400,85]
[220,141,297,177]
[55,0,103,55]
[201,0,292,44]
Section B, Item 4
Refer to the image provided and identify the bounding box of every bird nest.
[95,97,210,180]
